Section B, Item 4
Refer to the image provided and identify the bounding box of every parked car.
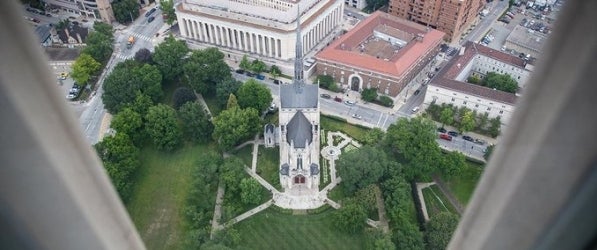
[344,100,356,106]
[474,139,486,145]
[462,135,474,142]
[145,8,157,17]
[256,74,265,80]
[320,93,331,99]
[437,127,447,133]
[334,96,342,102]
[439,134,453,141]
[351,113,363,120]
[273,79,281,85]
[235,69,245,74]
[147,16,155,23]
[448,131,459,137]
[411,106,420,113]
[414,89,421,96]
[246,72,256,77]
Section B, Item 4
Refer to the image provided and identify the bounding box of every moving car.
[344,100,356,106]
[320,93,331,99]
[448,131,459,137]
[59,72,68,80]
[439,134,453,141]
[411,106,420,113]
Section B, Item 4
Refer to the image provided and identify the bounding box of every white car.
[351,113,362,120]
[344,100,356,106]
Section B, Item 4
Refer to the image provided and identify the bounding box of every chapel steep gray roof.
[280,84,319,108]
[286,110,312,148]
[310,163,319,176]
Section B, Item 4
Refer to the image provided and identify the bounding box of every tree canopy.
[236,79,272,112]
[160,0,177,25]
[172,87,197,109]
[83,31,113,64]
[226,93,239,110]
[212,107,261,150]
[317,75,341,92]
[333,200,368,234]
[336,145,389,194]
[219,157,246,193]
[178,101,213,144]
[459,110,476,134]
[251,59,268,74]
[216,77,242,107]
[71,53,101,86]
[239,55,251,71]
[480,72,519,93]
[111,0,140,24]
[153,36,189,81]
[183,48,230,95]
[240,178,262,205]
[384,117,441,180]
[439,106,454,128]
[145,104,182,151]
[110,107,144,144]
[94,133,139,201]
[425,212,460,250]
[361,88,378,102]
[134,48,152,64]
[270,65,281,78]
[103,60,163,113]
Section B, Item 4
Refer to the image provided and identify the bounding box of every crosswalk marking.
[115,54,133,60]
[125,31,153,42]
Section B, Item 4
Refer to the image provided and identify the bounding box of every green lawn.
[422,185,457,218]
[126,143,216,250]
[256,146,281,190]
[233,144,254,168]
[233,208,366,250]
[320,115,370,143]
[442,161,484,205]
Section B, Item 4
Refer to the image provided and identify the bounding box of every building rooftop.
[316,11,445,76]
[506,25,547,53]
[280,84,318,108]
[286,110,312,148]
[35,24,52,44]
[431,41,522,105]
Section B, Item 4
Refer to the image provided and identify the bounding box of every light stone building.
[345,0,367,9]
[423,42,533,125]
[277,13,320,191]
[176,0,344,61]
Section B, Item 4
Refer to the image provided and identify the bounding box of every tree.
[384,117,441,180]
[333,200,367,234]
[183,48,230,95]
[467,75,481,84]
[220,157,246,193]
[317,75,341,92]
[459,110,476,134]
[153,36,189,81]
[94,133,139,201]
[71,53,101,86]
[365,228,396,250]
[354,184,378,212]
[361,88,378,102]
[103,60,163,113]
[178,102,213,144]
[172,87,197,109]
[160,0,177,25]
[216,77,242,107]
[93,21,113,38]
[251,59,268,74]
[111,0,140,24]
[336,146,388,194]
[236,79,273,112]
[391,216,425,250]
[239,55,251,71]
[213,107,261,150]
[226,93,239,110]
[481,72,519,93]
[110,107,143,144]
[440,151,467,178]
[145,104,182,151]
[83,31,113,63]
[489,116,502,137]
[439,106,454,128]
[134,48,152,64]
[270,65,281,79]
[362,128,385,146]
[126,92,154,117]
[477,112,490,130]
[240,178,262,205]
[425,212,460,250]
[378,95,394,107]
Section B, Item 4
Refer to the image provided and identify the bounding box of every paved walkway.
[251,134,260,172]
[210,183,225,238]
[373,185,389,233]
[416,182,436,221]
[432,175,464,215]
[195,93,212,120]
[222,199,274,228]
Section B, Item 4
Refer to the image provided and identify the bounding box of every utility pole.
[129,11,133,23]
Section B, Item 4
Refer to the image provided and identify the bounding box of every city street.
[459,0,509,44]
[78,5,166,144]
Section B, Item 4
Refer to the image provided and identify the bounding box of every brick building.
[387,0,484,42]
[315,11,444,97]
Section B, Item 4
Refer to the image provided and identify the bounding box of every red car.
[439,133,452,141]
[334,96,342,102]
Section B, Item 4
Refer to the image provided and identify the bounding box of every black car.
[145,8,157,17]
[414,89,421,96]
[235,69,245,74]
[448,131,459,137]
[147,16,155,23]
[462,135,474,142]
[273,79,281,85]
[437,127,447,133]
[320,93,331,99]
[246,72,255,77]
